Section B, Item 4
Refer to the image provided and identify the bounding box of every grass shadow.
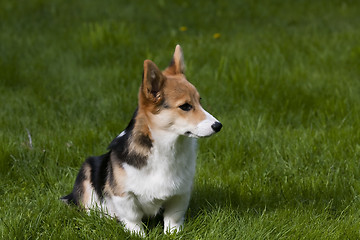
[189,181,356,218]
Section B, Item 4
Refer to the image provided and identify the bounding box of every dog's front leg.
[163,193,191,234]
[107,195,145,236]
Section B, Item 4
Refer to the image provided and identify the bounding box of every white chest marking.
[123,131,197,214]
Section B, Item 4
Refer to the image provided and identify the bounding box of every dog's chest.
[123,137,197,200]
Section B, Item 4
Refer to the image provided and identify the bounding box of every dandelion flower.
[213,33,221,39]
[179,26,187,32]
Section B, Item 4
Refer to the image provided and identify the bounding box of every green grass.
[1,0,360,239]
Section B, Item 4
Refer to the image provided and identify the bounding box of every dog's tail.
[60,193,76,205]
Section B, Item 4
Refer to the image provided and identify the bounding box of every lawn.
[1,0,360,239]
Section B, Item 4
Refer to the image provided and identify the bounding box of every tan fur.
[161,74,206,125]
[81,164,92,207]
[164,45,185,75]
[104,152,127,197]
[129,111,153,157]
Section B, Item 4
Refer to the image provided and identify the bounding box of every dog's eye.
[179,103,193,111]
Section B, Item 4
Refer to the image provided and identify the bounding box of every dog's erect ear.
[142,60,165,103]
[165,44,185,75]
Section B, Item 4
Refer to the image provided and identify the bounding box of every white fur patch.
[105,194,145,235]
[124,132,197,198]
[191,107,219,137]
[117,130,126,138]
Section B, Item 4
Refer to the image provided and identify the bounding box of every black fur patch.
[137,133,153,149]
[60,193,75,205]
[86,152,111,200]
[108,108,152,169]
[118,151,148,169]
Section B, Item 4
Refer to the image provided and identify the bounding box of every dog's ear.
[165,44,185,75]
[142,60,165,103]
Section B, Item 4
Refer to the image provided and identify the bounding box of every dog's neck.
[151,128,183,148]
[149,128,197,168]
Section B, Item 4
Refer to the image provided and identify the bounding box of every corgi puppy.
[61,45,222,235]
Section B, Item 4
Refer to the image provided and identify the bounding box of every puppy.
[61,45,222,235]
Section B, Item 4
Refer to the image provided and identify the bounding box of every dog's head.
[139,45,222,138]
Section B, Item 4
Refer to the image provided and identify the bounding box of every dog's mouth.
[184,131,211,138]
[184,131,198,138]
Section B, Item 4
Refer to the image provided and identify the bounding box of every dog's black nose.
[211,122,222,133]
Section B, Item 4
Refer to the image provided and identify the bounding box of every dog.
[61,45,222,235]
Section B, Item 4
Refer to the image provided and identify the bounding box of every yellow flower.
[213,33,221,39]
[179,26,187,32]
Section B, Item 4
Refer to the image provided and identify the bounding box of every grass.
[1,0,360,239]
